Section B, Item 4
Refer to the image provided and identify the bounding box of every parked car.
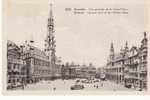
[76,80,80,83]
[82,80,93,84]
[94,79,100,83]
[7,82,24,90]
[125,83,132,88]
[81,79,87,83]
[70,84,84,90]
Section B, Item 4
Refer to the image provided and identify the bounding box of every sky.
[3,0,148,67]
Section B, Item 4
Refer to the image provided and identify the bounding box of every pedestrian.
[22,84,24,90]
[96,85,98,89]
[53,87,56,91]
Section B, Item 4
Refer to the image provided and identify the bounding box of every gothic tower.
[141,32,148,46]
[110,42,114,60]
[124,41,129,52]
[45,4,56,66]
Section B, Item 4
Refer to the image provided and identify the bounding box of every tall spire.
[45,3,56,65]
[141,32,147,46]
[144,32,147,39]
[110,42,114,60]
[49,3,53,17]
[124,41,129,52]
[48,3,54,34]
[110,42,114,53]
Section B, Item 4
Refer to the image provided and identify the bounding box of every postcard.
[2,0,150,95]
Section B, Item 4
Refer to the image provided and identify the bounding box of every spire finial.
[111,42,114,49]
[49,3,53,17]
[144,32,147,38]
[125,41,128,47]
[124,41,129,52]
[110,42,114,53]
[50,3,52,9]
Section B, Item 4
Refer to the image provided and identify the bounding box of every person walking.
[96,85,98,89]
[53,87,56,91]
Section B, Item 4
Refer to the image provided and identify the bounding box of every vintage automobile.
[70,84,84,90]
[81,79,93,84]
[124,83,132,88]
[7,82,24,90]
[81,79,86,83]
[76,80,80,83]
[93,79,100,83]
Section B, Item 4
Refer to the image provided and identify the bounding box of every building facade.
[96,67,106,80]
[22,42,52,83]
[61,63,70,79]
[83,64,96,79]
[22,4,58,83]
[138,32,148,90]
[105,42,127,84]
[124,46,140,89]
[124,32,148,90]
[61,63,96,79]
[7,4,59,86]
[7,40,26,89]
[105,32,148,90]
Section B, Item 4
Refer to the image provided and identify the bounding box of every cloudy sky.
[3,0,148,67]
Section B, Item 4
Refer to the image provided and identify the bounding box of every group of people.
[93,81,104,89]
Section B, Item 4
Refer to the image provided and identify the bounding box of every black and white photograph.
[2,0,149,95]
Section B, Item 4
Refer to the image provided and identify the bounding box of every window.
[13,79,15,83]
[143,55,147,60]
[120,68,121,72]
[8,79,11,83]
[122,61,124,64]
[112,62,114,66]
[14,64,16,69]
[8,63,11,70]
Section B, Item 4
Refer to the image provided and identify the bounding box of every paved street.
[24,79,135,91]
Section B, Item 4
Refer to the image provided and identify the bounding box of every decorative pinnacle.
[110,42,114,49]
[125,41,128,47]
[50,3,52,7]
[49,3,53,16]
[144,32,147,38]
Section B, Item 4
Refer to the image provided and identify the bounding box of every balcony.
[141,60,147,64]
[128,70,138,73]
[130,62,138,66]
[124,75,138,79]
[139,68,147,73]
[124,66,129,71]
[8,58,24,64]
